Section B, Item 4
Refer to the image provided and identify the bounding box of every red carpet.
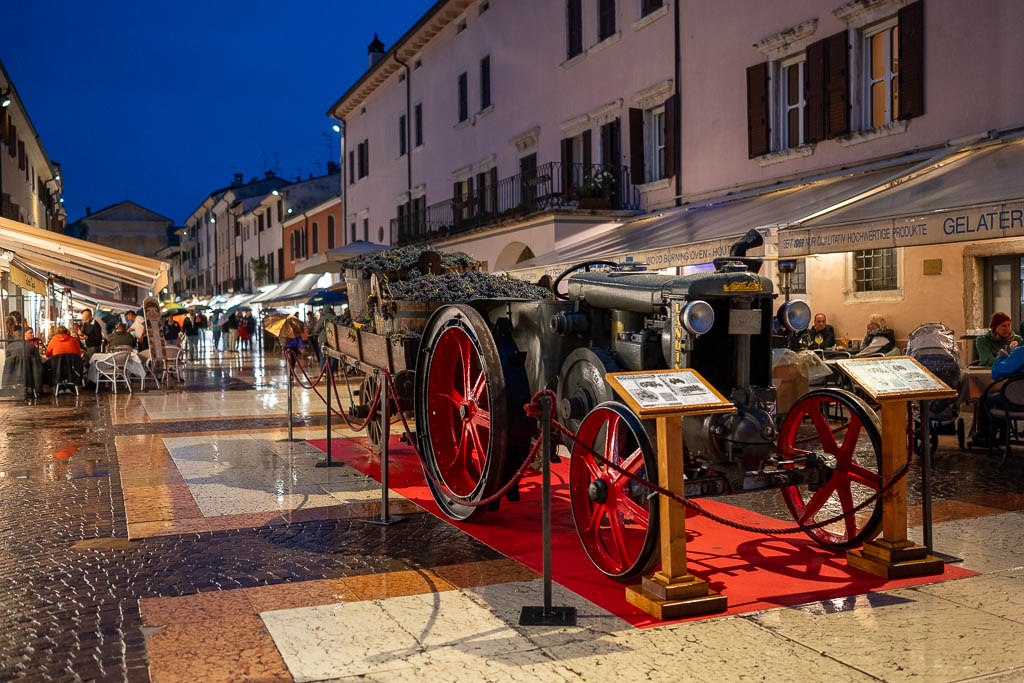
[308,436,975,627]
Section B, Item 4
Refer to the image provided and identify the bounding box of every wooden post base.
[625,573,727,620]
[847,539,944,579]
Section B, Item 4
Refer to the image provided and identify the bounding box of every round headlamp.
[680,300,715,335]
[778,299,812,332]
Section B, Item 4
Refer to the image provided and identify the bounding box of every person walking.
[212,311,224,352]
[244,312,257,353]
[311,306,336,365]
[195,310,208,354]
[182,311,199,360]
[163,316,182,347]
[226,312,240,353]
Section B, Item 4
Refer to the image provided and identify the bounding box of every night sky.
[5,0,429,225]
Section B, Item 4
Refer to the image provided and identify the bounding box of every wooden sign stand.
[606,370,734,620]
[836,357,957,579]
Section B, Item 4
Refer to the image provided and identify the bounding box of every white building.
[327,0,676,271]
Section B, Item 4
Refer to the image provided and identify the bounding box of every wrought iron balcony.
[390,162,640,246]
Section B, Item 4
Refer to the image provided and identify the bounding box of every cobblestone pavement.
[3,349,1024,681]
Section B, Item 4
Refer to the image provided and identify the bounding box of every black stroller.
[906,323,965,450]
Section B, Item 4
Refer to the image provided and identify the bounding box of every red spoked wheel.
[778,389,883,549]
[569,401,659,581]
[416,305,508,521]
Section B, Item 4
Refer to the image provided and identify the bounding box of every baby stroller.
[906,322,965,450]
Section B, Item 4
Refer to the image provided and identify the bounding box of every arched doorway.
[494,242,535,271]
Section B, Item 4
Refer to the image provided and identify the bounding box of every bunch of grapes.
[389,272,551,302]
[341,246,478,276]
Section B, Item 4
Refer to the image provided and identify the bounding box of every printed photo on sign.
[837,358,948,396]
[616,371,720,409]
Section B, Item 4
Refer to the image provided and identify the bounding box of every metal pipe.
[380,370,390,520]
[287,352,294,442]
[921,400,933,552]
[325,357,333,465]
[540,393,553,613]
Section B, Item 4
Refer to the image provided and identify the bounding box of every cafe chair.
[52,353,81,397]
[981,374,1024,464]
[95,351,133,394]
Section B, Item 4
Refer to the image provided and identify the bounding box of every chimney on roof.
[368,33,385,67]
[86,206,92,216]
[232,173,244,187]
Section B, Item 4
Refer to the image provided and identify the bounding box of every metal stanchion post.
[920,399,962,564]
[362,370,405,526]
[317,359,337,467]
[520,394,576,626]
[277,351,303,443]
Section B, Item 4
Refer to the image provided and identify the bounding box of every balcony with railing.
[390,162,640,246]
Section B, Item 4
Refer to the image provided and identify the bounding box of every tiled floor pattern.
[9,350,1024,681]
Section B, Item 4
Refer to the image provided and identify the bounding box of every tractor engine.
[558,229,811,474]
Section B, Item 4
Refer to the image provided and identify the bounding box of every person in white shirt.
[125,311,147,342]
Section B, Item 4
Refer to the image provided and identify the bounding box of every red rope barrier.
[286,352,382,430]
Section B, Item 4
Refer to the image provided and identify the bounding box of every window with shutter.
[8,124,15,157]
[566,0,583,59]
[312,222,319,254]
[348,150,356,184]
[746,63,770,157]
[457,72,469,122]
[805,39,826,143]
[641,0,663,18]
[561,137,573,191]
[663,94,677,178]
[825,31,849,136]
[897,1,924,120]
[327,215,336,249]
[628,108,646,185]
[18,139,26,171]
[399,114,407,156]
[480,56,491,110]
[598,0,616,42]
[363,218,369,242]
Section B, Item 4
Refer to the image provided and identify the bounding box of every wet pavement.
[2,347,1024,681]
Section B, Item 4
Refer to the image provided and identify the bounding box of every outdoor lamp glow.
[680,300,715,335]
[778,300,812,332]
[0,97,10,108]
[272,190,280,196]
[332,124,341,132]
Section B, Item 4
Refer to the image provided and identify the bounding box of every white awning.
[0,216,169,294]
[249,281,291,304]
[262,273,328,305]
[295,241,387,276]
[509,155,926,281]
[778,134,1024,256]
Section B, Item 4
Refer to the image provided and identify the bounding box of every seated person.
[2,336,44,396]
[23,327,41,351]
[975,312,1021,367]
[107,322,136,349]
[855,314,897,357]
[807,313,836,350]
[45,326,82,357]
[992,340,1024,380]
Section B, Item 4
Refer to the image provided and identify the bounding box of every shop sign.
[779,200,1024,257]
[9,264,47,296]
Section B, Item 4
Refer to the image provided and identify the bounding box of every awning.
[263,273,328,305]
[0,216,169,294]
[63,286,140,314]
[778,135,1024,256]
[249,281,291,305]
[294,241,387,276]
[509,155,926,280]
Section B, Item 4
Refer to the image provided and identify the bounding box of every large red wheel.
[778,389,883,549]
[416,305,508,521]
[569,401,659,581]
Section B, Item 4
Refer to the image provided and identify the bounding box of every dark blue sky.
[5,0,429,225]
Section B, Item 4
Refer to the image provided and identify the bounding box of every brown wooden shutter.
[825,31,849,138]
[628,108,646,184]
[898,0,925,119]
[582,129,592,169]
[8,124,15,157]
[663,94,678,178]
[746,62,770,158]
[805,38,826,143]
[18,140,25,170]
[0,108,7,144]
[561,137,573,190]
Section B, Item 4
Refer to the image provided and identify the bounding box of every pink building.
[328,0,677,271]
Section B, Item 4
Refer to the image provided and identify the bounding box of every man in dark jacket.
[79,310,105,362]
[164,317,182,346]
[807,314,836,350]
[182,312,199,359]
[225,312,240,353]
[195,311,208,353]
[107,323,136,349]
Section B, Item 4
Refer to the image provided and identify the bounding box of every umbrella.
[265,315,304,344]
[306,289,348,306]
[262,313,288,330]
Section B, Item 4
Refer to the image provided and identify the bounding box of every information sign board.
[10,264,47,296]
[606,369,734,418]
[835,356,957,402]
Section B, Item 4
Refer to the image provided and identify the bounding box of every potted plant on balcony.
[577,168,615,210]
[250,256,268,287]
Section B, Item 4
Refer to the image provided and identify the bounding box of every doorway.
[983,255,1024,334]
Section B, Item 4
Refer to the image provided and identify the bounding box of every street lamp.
[0,87,11,108]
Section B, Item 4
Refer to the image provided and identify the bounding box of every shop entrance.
[983,255,1024,335]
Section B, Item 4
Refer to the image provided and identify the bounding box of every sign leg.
[625,414,726,619]
[847,400,943,578]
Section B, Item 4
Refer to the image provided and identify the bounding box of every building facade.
[0,59,65,232]
[673,0,1024,344]
[328,0,677,270]
[282,196,342,280]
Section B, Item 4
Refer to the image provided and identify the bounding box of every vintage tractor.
[413,230,883,581]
